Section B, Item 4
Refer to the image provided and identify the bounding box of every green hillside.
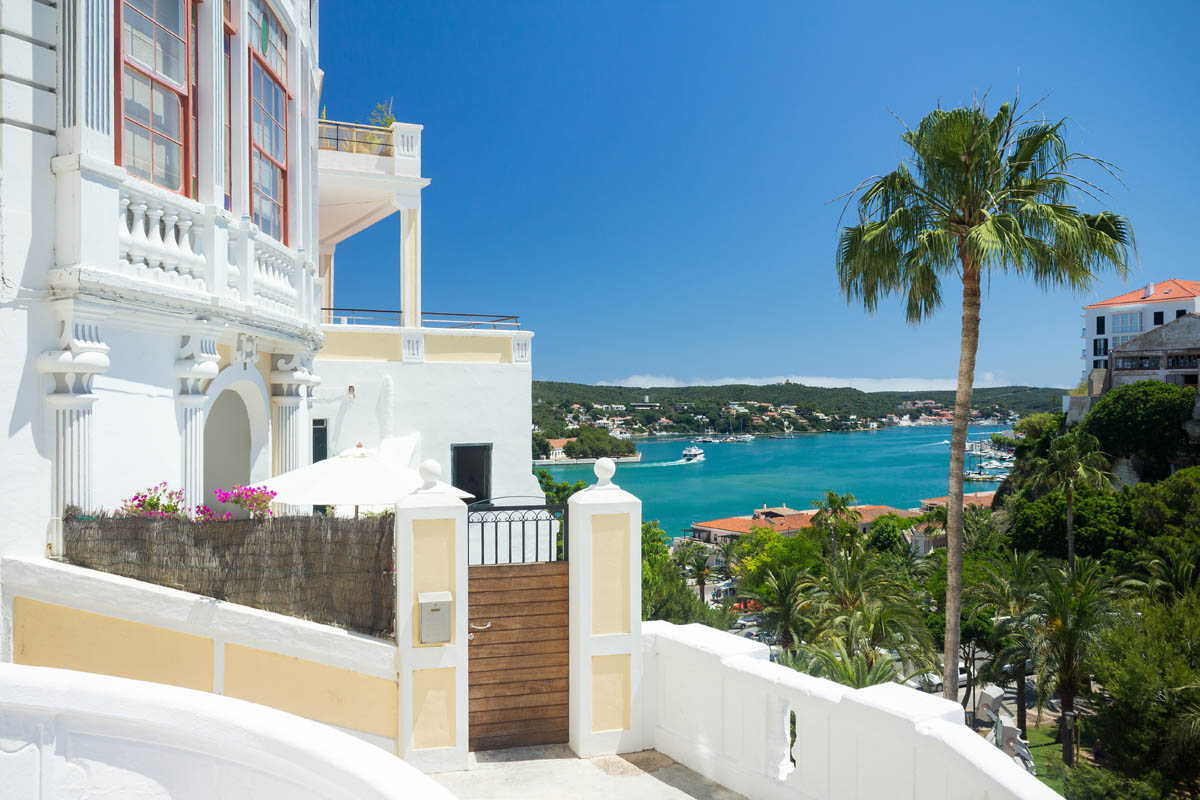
[532,381,1063,420]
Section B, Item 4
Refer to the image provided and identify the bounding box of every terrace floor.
[431,745,746,800]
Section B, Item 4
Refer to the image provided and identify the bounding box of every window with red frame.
[249,0,287,242]
[119,0,189,194]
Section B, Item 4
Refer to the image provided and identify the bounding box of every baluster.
[145,204,165,272]
[117,194,133,274]
[176,216,195,285]
[127,199,149,274]
[162,210,182,277]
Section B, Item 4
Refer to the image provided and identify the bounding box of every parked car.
[905,662,969,693]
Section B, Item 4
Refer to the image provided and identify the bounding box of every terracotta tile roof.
[546,438,575,449]
[1084,279,1200,309]
[692,505,918,535]
[919,491,995,509]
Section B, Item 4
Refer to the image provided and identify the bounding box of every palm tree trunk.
[1015,662,1027,737]
[1066,483,1075,574]
[944,255,982,702]
[1061,685,1076,767]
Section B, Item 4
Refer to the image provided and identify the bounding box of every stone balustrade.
[118,182,207,292]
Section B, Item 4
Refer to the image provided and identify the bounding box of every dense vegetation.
[538,378,1200,797]
[532,380,1062,421]
[533,426,636,459]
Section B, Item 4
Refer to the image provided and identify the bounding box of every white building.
[1081,279,1200,379]
[0,0,537,563]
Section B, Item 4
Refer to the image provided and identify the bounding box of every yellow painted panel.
[224,643,398,738]
[592,513,631,635]
[412,518,456,647]
[592,654,631,733]
[319,329,403,361]
[12,597,213,691]
[216,343,232,370]
[412,667,456,749]
[423,334,512,364]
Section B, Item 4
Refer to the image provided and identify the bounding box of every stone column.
[270,352,319,514]
[567,458,644,757]
[394,461,468,772]
[36,305,110,556]
[175,332,219,510]
[401,207,421,327]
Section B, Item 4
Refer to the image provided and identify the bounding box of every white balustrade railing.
[113,178,321,327]
[641,622,1059,800]
[118,182,207,291]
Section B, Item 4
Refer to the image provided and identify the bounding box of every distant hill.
[532,381,1064,419]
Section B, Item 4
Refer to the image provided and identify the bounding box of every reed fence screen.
[63,511,395,638]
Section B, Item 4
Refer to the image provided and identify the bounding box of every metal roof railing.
[317,121,394,156]
[322,307,521,330]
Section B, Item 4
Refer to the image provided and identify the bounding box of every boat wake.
[634,458,704,468]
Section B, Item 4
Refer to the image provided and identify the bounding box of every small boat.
[682,446,705,463]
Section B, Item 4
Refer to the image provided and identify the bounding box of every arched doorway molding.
[203,364,271,485]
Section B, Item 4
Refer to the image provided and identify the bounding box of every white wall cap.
[0,663,453,800]
[648,621,768,661]
[917,718,1063,799]
[849,680,965,725]
[393,492,466,510]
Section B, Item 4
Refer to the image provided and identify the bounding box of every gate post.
[394,460,468,772]
[567,458,644,757]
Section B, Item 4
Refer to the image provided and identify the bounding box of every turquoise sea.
[545,426,1004,538]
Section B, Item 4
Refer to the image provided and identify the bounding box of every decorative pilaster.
[271,352,320,513]
[175,332,220,510]
[36,306,111,556]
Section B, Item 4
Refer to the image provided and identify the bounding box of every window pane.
[124,121,153,181]
[157,30,185,86]
[151,81,180,140]
[128,0,154,16]
[124,9,156,71]
[154,134,182,190]
[123,68,152,126]
[155,0,183,35]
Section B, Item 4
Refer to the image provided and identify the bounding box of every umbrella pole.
[354,505,359,519]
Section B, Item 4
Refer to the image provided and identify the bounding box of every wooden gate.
[467,561,568,750]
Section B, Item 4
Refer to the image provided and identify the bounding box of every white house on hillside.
[1081,279,1200,379]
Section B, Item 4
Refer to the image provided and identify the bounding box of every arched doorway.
[204,389,251,515]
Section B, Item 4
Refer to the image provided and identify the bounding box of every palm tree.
[716,539,741,583]
[780,638,901,689]
[740,567,808,649]
[811,490,862,557]
[1023,557,1122,766]
[836,98,1133,699]
[676,542,714,603]
[1026,431,1114,573]
[970,549,1040,736]
[1134,543,1200,602]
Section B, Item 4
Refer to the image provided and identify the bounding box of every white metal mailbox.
[417,591,453,644]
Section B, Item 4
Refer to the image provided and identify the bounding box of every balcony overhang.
[317,121,429,249]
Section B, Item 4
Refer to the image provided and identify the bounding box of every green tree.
[962,505,1006,554]
[676,542,714,603]
[1089,594,1200,794]
[811,490,862,557]
[836,99,1132,699]
[1026,431,1114,573]
[1081,381,1195,480]
[535,469,585,504]
[734,526,822,596]
[715,539,741,583]
[1130,465,1200,541]
[970,549,1040,735]
[866,514,910,556]
[1013,412,1061,442]
[532,432,550,459]
[1024,558,1124,766]
[779,638,901,689]
[740,567,808,649]
[641,522,735,629]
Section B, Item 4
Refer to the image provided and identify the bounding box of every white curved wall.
[0,663,455,800]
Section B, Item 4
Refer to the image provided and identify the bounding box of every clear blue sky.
[319,1,1198,391]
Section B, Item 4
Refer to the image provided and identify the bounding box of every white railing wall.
[0,663,452,800]
[641,621,1061,800]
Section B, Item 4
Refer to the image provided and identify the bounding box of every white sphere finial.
[594,457,616,487]
[419,459,441,488]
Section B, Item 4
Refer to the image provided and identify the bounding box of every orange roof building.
[918,491,995,511]
[688,504,921,544]
[1081,279,1200,380]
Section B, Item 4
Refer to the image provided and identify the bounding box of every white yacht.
[682,446,706,463]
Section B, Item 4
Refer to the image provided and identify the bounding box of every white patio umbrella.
[259,434,471,515]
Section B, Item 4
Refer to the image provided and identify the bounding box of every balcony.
[317,119,427,248]
[318,308,531,365]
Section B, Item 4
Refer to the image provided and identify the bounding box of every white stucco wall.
[0,662,453,800]
[312,356,541,501]
[641,621,1060,800]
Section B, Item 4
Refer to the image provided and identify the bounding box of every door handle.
[469,621,492,631]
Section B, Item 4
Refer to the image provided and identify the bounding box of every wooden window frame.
[114,0,194,197]
[248,0,289,244]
